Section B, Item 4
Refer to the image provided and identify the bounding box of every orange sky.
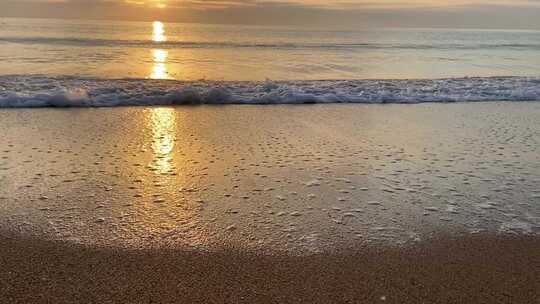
[1,0,540,29]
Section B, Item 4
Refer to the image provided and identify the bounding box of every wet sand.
[1,102,539,302]
[1,103,539,250]
[1,233,539,303]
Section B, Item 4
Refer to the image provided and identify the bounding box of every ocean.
[1,17,539,107]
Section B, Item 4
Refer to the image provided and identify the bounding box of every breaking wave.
[0,75,539,108]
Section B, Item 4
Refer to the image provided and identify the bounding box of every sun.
[124,0,167,8]
[153,0,167,9]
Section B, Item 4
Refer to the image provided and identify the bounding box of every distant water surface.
[1,18,540,81]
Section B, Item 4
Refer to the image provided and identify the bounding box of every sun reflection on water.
[153,49,168,63]
[149,107,176,174]
[152,21,166,42]
[150,21,170,79]
[151,49,169,79]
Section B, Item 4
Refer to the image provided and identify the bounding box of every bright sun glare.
[150,21,169,79]
[151,49,169,79]
[152,21,166,42]
[153,49,168,63]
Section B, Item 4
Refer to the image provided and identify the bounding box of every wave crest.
[0,76,539,108]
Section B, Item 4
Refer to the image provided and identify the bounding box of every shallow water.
[1,102,539,253]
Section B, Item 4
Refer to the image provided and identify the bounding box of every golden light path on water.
[152,21,166,42]
[151,49,169,79]
[150,21,170,79]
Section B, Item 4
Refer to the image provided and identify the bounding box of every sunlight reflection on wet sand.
[148,107,176,174]
[0,104,539,252]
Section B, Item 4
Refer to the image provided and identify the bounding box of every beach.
[1,102,539,302]
[1,8,540,303]
[1,233,539,303]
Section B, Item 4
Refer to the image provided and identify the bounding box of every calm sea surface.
[1,18,540,81]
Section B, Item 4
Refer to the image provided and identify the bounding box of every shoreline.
[1,232,539,303]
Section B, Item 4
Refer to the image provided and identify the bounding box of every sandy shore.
[1,233,539,303]
[0,103,539,302]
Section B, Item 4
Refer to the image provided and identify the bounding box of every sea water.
[1,17,540,106]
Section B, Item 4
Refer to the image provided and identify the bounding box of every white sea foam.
[0,76,539,108]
